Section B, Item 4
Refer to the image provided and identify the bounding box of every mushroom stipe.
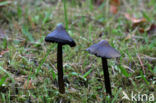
[57,43,64,93]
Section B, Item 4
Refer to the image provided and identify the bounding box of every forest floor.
[0,0,156,102]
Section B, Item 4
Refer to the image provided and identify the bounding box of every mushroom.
[45,24,76,94]
[86,40,120,96]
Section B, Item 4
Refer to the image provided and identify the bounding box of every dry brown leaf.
[124,33,135,40]
[110,0,120,14]
[138,24,156,35]
[110,5,118,14]
[124,13,146,24]
[23,80,35,89]
[124,35,132,40]
[147,24,156,36]
[139,28,145,33]
[14,75,26,82]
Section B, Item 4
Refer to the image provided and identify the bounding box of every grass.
[0,0,156,102]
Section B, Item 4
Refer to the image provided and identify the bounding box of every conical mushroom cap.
[86,40,120,59]
[45,24,76,47]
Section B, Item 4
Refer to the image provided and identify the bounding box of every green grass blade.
[35,52,50,75]
[51,68,56,80]
[83,68,93,78]
[118,65,129,77]
[35,45,53,75]
[63,0,68,30]
[22,25,34,42]
[70,72,79,76]
[0,75,8,86]
[140,71,149,85]
[153,66,156,74]
[111,88,122,103]
[0,66,15,83]
[0,1,11,6]
[42,11,51,25]
[88,0,93,10]
[1,93,6,103]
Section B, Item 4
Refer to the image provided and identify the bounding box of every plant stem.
[63,0,68,30]
[102,58,112,96]
[57,43,65,93]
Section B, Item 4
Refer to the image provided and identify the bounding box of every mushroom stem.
[57,43,65,93]
[102,58,112,96]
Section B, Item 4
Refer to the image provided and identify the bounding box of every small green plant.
[63,0,68,30]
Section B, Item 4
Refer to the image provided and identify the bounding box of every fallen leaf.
[0,48,9,57]
[124,13,146,25]
[110,5,118,14]
[147,24,156,36]
[139,28,145,33]
[23,80,35,89]
[14,75,26,82]
[110,0,120,14]
[124,34,132,40]
[124,33,135,40]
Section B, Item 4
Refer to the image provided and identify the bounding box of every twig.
[123,65,135,73]
[137,54,145,74]
[142,55,156,61]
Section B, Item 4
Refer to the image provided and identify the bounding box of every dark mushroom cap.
[86,40,120,59]
[45,24,76,47]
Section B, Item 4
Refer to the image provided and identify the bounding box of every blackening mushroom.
[86,40,120,96]
[45,24,76,93]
